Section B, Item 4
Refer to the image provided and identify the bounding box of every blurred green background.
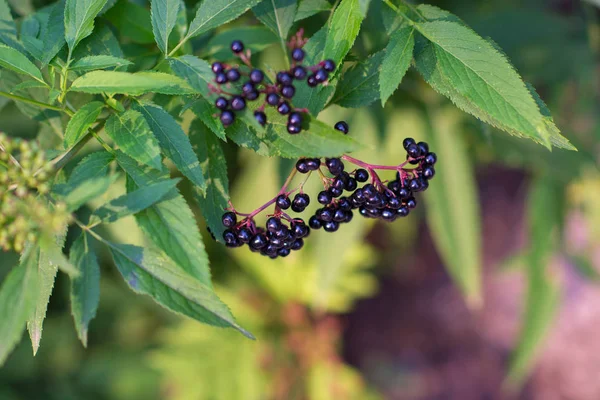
[1,0,600,399]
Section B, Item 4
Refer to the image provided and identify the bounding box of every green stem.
[382,0,417,26]
[0,90,71,115]
[168,38,187,58]
[49,121,109,172]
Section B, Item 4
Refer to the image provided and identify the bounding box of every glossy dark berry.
[292,48,305,62]
[291,221,309,238]
[215,73,228,84]
[250,233,268,250]
[276,194,291,209]
[328,186,343,198]
[355,169,369,182]
[254,111,267,126]
[424,152,437,165]
[291,238,304,251]
[212,62,224,74]
[307,75,318,87]
[223,229,240,247]
[231,40,244,53]
[318,190,332,205]
[334,121,349,134]
[237,227,252,243]
[288,112,302,126]
[281,85,295,98]
[309,216,322,229]
[306,158,320,170]
[292,65,307,80]
[326,158,344,175]
[278,248,291,257]
[250,69,264,83]
[221,212,237,227]
[323,220,339,232]
[292,193,310,212]
[397,207,409,217]
[296,159,309,173]
[277,101,291,115]
[317,208,333,222]
[382,209,396,221]
[242,82,255,95]
[287,124,301,134]
[345,177,357,191]
[277,71,293,85]
[231,96,246,111]
[314,69,328,83]
[408,179,421,191]
[220,110,235,126]
[403,137,416,150]
[423,166,435,180]
[215,97,228,110]
[266,216,282,232]
[226,68,241,82]
[266,93,280,106]
[323,59,336,72]
[417,141,429,155]
[406,143,420,158]
[405,197,417,209]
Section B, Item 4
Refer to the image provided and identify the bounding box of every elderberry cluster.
[210,32,335,134]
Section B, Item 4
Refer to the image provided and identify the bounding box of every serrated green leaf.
[189,121,229,243]
[70,55,132,72]
[72,22,123,59]
[62,175,115,211]
[168,55,213,97]
[423,107,482,308]
[507,176,562,387]
[0,0,26,52]
[70,71,194,95]
[64,0,109,53]
[226,117,275,156]
[64,101,104,148]
[0,245,38,366]
[38,235,79,277]
[105,109,163,170]
[186,98,226,141]
[380,25,414,106]
[69,232,100,347]
[0,44,44,84]
[295,0,331,21]
[67,151,114,188]
[21,1,66,65]
[109,242,253,338]
[331,50,384,108]
[116,151,212,287]
[186,0,263,41]
[92,178,180,224]
[134,102,206,190]
[204,26,278,59]
[323,0,363,66]
[151,0,181,54]
[414,19,554,148]
[253,0,297,40]
[104,0,153,44]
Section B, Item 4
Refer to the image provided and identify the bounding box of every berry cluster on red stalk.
[209,30,335,133]
[220,123,438,259]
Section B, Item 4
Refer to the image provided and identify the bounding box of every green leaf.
[21,1,66,65]
[323,0,363,66]
[70,55,132,72]
[380,25,414,106]
[105,109,163,170]
[414,19,555,149]
[0,44,44,84]
[64,0,109,53]
[67,151,114,188]
[116,151,212,287]
[331,50,384,108]
[103,0,154,44]
[226,117,275,156]
[151,0,181,54]
[507,176,562,387]
[186,0,263,40]
[134,102,206,190]
[70,71,194,95]
[186,98,226,141]
[0,0,26,52]
[109,243,253,338]
[72,22,123,59]
[253,0,297,40]
[423,107,482,308]
[69,232,100,347]
[92,178,180,224]
[189,121,229,242]
[295,0,331,21]
[62,175,115,212]
[0,245,38,366]
[64,101,104,148]
[204,26,277,59]
[168,55,213,97]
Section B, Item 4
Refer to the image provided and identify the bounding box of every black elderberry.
[276,194,291,209]
[323,59,336,72]
[355,169,369,182]
[334,121,349,134]
[242,82,255,95]
[291,220,310,238]
[273,227,289,239]
[237,227,252,243]
[405,197,417,209]
[403,137,416,150]
[231,96,246,111]
[250,233,268,250]
[292,48,305,62]
[220,110,235,126]
[406,143,420,158]
[323,220,339,232]
[398,187,410,199]
[212,62,225,74]
[309,215,322,229]
[292,65,307,80]
[223,230,240,247]
[277,71,293,86]
[344,177,357,191]
[254,111,267,126]
[423,166,435,180]
[318,190,332,205]
[388,196,401,209]
[287,124,301,134]
[417,141,429,155]
[222,211,237,227]
[333,209,347,222]
[292,193,310,212]
[296,159,310,173]
[305,158,320,171]
[277,101,291,115]
[307,75,318,87]
[215,73,228,84]
[397,207,409,217]
[278,248,291,257]
[231,40,244,53]
[288,112,302,126]
[281,85,296,98]
[314,69,328,83]
[266,93,280,106]
[317,208,333,222]
[266,216,282,232]
[226,68,241,82]
[250,69,264,83]
[328,186,343,198]
[326,158,344,175]
[408,179,420,191]
[291,239,304,251]
[215,97,228,110]
[424,152,437,165]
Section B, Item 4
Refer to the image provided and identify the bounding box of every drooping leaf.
[331,50,384,108]
[70,71,194,95]
[21,1,66,65]
[67,151,114,188]
[295,0,331,21]
[189,121,230,242]
[116,152,213,287]
[134,102,207,190]
[64,101,104,148]
[70,55,132,72]
[0,44,44,84]
[105,109,163,170]
[203,26,277,59]
[423,107,482,308]
[61,175,116,212]
[186,0,263,41]
[380,25,414,106]
[64,0,109,53]
[69,232,100,347]
[104,0,154,44]
[0,245,38,366]
[253,0,297,40]
[323,0,363,66]
[109,243,253,338]
[151,0,181,54]
[91,178,180,224]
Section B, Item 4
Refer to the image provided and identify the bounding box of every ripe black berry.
[323,220,339,232]
[291,239,304,250]
[288,112,302,126]
[292,193,310,212]
[291,220,309,238]
[237,227,252,243]
[292,65,307,80]
[405,197,417,209]
[355,169,369,182]
[231,40,244,53]
[231,96,246,111]
[318,190,332,205]
[212,62,224,74]
[287,124,301,134]
[328,186,343,198]
[223,229,240,247]
[277,71,293,85]
[242,82,255,95]
[215,73,228,84]
[423,166,435,180]
[424,152,437,165]
[266,93,280,106]
[215,97,228,110]
[323,59,336,72]
[406,143,420,158]
[334,121,349,134]
[250,233,268,250]
[276,194,291,209]
[277,101,291,115]
[314,69,328,83]
[403,138,415,150]
[306,158,320,170]
[281,85,295,98]
[296,159,309,173]
[266,216,282,232]
[250,69,264,83]
[222,212,237,227]
[220,110,235,126]
[246,90,259,100]
[326,158,344,175]
[345,177,357,191]
[307,75,318,87]
[226,68,241,82]
[254,111,267,126]
[291,48,305,62]
[417,142,429,155]
[309,216,322,229]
